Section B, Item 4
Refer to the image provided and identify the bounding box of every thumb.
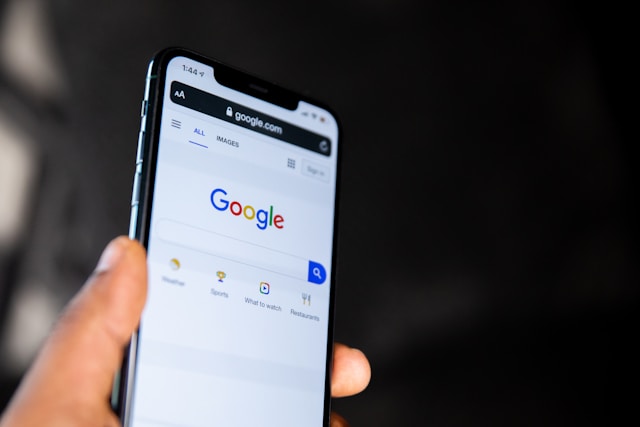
[0,236,147,427]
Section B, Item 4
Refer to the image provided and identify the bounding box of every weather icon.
[169,258,180,271]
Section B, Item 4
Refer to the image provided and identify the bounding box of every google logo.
[210,188,284,230]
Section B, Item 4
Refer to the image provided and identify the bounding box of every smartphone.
[113,47,341,426]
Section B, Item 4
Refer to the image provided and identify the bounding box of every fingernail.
[95,237,128,273]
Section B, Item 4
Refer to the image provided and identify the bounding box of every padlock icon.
[226,106,233,117]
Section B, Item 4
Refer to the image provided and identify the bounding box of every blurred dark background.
[0,0,636,425]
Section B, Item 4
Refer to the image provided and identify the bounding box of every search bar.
[155,219,326,284]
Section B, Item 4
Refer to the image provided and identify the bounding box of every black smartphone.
[114,47,341,426]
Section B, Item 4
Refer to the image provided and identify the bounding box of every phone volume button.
[140,100,147,117]
[131,171,141,206]
[128,204,139,237]
[136,131,145,165]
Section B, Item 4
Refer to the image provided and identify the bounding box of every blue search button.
[308,261,326,284]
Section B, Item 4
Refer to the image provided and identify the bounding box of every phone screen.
[120,50,340,426]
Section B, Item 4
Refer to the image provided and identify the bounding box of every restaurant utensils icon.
[302,293,311,306]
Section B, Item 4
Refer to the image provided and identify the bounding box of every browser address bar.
[155,219,326,284]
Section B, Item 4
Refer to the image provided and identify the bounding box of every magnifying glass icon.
[308,261,326,284]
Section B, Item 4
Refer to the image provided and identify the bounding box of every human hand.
[0,236,370,427]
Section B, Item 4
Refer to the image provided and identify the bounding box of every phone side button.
[128,204,139,238]
[140,100,147,117]
[136,131,145,164]
[131,173,141,206]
